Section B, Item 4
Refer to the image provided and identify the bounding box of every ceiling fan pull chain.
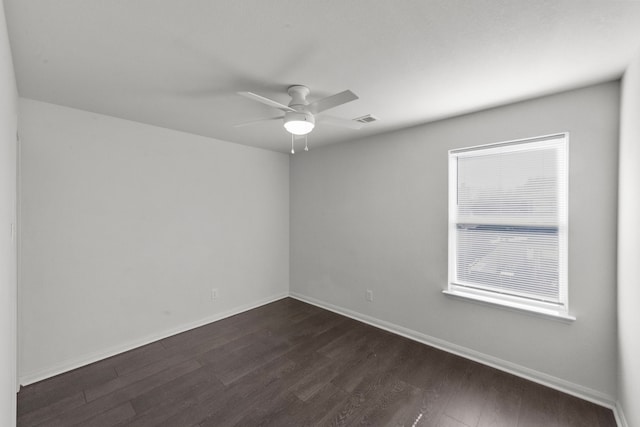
[291,133,295,154]
[304,135,309,152]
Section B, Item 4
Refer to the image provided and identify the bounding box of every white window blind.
[447,133,569,316]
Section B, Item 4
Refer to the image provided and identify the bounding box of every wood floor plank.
[38,359,201,427]
[17,363,117,416]
[289,353,345,401]
[557,394,607,427]
[159,355,301,427]
[272,309,347,346]
[16,391,85,427]
[285,318,355,359]
[129,363,220,413]
[319,370,412,426]
[329,330,405,395]
[108,341,170,377]
[80,401,135,427]
[318,323,378,361]
[231,391,306,427]
[444,361,495,426]
[304,383,351,426]
[84,352,192,402]
[17,298,617,427]
[439,414,471,427]
[345,376,424,426]
[517,382,561,427]
[117,374,224,427]
[115,328,237,377]
[595,404,618,427]
[404,349,469,425]
[476,369,524,427]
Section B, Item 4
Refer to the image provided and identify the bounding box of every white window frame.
[444,133,574,321]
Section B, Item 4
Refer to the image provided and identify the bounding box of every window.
[445,133,572,320]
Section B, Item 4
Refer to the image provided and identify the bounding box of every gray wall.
[618,53,640,427]
[18,99,290,383]
[291,82,619,402]
[0,2,17,425]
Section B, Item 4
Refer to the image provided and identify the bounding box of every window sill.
[442,289,576,323]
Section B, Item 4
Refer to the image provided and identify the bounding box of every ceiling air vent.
[353,114,379,124]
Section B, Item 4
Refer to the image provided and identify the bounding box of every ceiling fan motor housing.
[287,85,311,107]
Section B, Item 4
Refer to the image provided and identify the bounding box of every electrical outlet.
[211,288,218,301]
[366,289,373,302]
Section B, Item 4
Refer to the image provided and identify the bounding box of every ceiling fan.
[236,85,363,153]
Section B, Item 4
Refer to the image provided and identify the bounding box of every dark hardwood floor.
[17,297,617,426]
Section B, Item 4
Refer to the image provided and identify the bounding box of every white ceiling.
[5,1,640,153]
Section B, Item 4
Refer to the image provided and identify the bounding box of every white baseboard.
[289,292,618,412]
[18,292,288,386]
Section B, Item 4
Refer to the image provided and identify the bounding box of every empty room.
[1,1,640,426]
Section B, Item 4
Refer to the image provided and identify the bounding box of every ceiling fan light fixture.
[284,111,315,135]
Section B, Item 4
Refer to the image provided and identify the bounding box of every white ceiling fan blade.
[233,116,283,128]
[309,90,358,114]
[317,115,363,130]
[238,91,295,112]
